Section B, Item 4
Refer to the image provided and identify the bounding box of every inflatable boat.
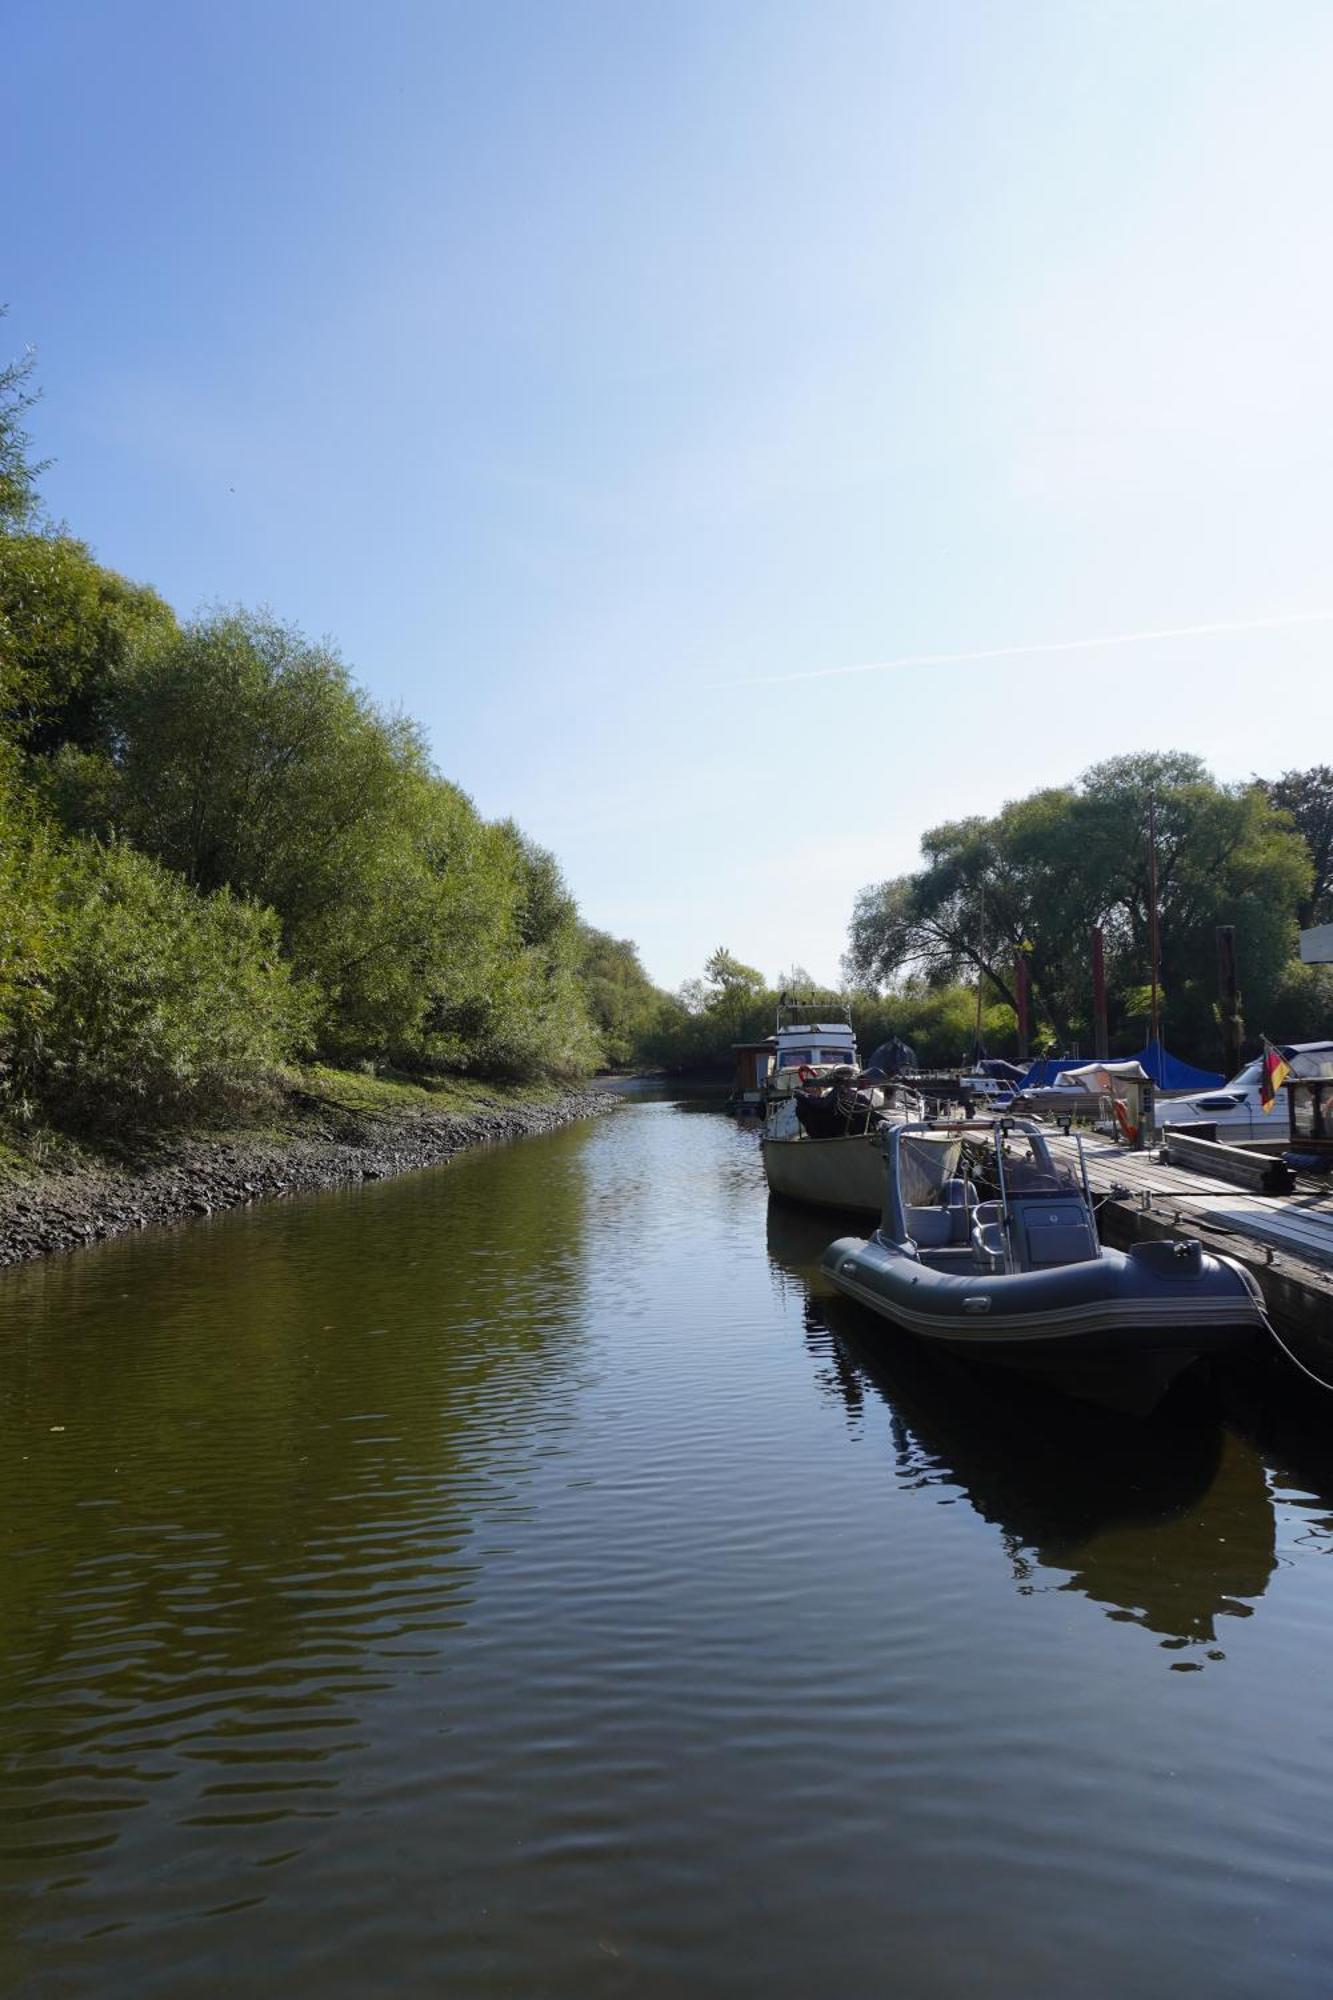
[821,1120,1268,1412]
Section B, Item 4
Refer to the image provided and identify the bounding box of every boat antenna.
[1147,793,1161,1051]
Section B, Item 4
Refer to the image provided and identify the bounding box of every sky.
[4,0,1332,990]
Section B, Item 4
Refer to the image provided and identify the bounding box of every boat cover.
[1018,1042,1224,1092]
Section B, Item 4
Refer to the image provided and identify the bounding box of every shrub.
[22,841,309,1128]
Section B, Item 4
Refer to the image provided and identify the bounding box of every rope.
[1263,1311,1333,1395]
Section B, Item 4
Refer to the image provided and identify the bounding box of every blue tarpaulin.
[1018,1042,1224,1092]
[1133,1041,1225,1091]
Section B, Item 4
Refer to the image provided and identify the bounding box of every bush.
[0,747,63,1102]
[20,841,308,1128]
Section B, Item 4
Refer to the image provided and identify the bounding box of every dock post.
[1014,952,1030,1062]
[1217,925,1242,1078]
[1091,926,1109,1058]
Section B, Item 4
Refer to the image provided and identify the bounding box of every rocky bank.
[0,1085,613,1267]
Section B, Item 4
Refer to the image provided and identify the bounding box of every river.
[3,1089,1333,1996]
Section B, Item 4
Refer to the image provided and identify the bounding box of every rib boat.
[821,1119,1268,1412]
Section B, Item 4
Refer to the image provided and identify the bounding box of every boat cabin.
[768,994,858,1082]
[1285,1070,1333,1159]
[731,1038,777,1102]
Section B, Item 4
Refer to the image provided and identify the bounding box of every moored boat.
[821,1119,1268,1412]
[762,1072,947,1214]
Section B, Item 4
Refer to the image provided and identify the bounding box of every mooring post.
[1014,952,1030,1062]
[1091,926,1109,1059]
[1216,925,1241,1078]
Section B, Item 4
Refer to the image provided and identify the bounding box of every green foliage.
[0,533,176,755]
[848,750,1314,1065]
[12,840,306,1128]
[0,317,47,531]
[0,337,618,1115]
[849,983,1017,1069]
[46,611,578,1074]
[576,927,667,1068]
[1257,766,1333,926]
[0,748,64,1083]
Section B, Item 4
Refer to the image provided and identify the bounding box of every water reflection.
[766,1196,1277,1660]
[0,1123,592,1941]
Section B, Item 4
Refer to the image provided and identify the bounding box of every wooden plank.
[1162,1131,1295,1193]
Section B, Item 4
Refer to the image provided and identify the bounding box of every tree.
[0,314,47,530]
[0,533,176,755]
[847,751,1312,1062]
[18,839,305,1128]
[1257,766,1333,927]
[0,745,64,1096]
[577,927,667,1068]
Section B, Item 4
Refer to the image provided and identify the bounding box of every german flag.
[1259,1041,1291,1113]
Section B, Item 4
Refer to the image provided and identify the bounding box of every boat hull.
[762,1133,886,1213]
[762,1130,955,1215]
[821,1233,1266,1413]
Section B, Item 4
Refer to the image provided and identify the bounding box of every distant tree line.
[636,763,1333,1078]
[845,752,1331,1065]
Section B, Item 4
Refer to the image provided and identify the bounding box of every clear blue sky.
[6,1,1331,989]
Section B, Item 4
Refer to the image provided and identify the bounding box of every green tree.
[0,315,46,531]
[12,839,305,1128]
[0,533,176,755]
[577,927,667,1068]
[0,747,64,1096]
[63,611,447,1055]
[847,751,1312,1063]
[1257,765,1333,927]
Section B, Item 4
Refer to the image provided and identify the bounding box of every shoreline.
[0,1082,614,1269]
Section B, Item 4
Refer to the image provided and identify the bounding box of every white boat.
[728,1003,859,1117]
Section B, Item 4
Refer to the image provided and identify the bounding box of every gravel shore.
[0,1086,612,1267]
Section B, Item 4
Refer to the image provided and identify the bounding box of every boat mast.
[1147,794,1161,1049]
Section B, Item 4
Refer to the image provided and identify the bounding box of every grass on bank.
[0,1062,587,1190]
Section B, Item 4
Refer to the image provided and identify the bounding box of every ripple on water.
[2,1100,1333,1996]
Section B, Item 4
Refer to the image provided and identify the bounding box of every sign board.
[1299,922,1333,965]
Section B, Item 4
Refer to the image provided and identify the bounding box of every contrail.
[715,608,1333,689]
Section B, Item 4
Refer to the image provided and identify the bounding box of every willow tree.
[848,752,1311,1060]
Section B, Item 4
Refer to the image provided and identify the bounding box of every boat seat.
[943,1178,977,1244]
[904,1205,955,1248]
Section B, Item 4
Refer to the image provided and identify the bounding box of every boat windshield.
[899,1133,962,1205]
[980,1136,1072,1192]
[965,1129,1081,1199]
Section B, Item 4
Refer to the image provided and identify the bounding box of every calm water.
[4,1091,1333,1997]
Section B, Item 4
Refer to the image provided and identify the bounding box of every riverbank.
[0,1068,613,1267]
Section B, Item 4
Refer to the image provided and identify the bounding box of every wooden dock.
[1045,1132,1333,1363]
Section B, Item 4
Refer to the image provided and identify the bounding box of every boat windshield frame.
[883,1118,1090,1268]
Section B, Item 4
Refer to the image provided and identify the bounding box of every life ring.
[797,1064,818,1086]
[1113,1097,1139,1144]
